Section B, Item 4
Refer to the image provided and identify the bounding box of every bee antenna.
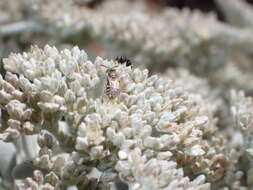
[101,64,118,71]
[101,64,110,68]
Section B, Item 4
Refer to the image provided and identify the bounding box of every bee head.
[107,68,118,79]
[116,56,127,63]
[115,56,132,67]
[101,65,118,79]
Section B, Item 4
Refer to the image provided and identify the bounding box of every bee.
[102,65,121,99]
[115,56,132,68]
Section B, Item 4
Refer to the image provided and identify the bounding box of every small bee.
[115,56,132,68]
[102,65,121,99]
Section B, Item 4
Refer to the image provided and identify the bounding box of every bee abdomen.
[105,86,120,99]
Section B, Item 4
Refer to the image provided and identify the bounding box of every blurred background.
[1,0,253,79]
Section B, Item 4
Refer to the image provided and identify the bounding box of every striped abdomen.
[105,79,120,99]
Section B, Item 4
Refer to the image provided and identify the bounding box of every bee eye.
[116,56,126,63]
[120,56,126,62]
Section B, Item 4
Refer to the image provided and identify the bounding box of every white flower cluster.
[1,0,253,189]
[0,45,100,142]
[0,45,223,189]
[231,90,253,152]
[15,169,67,190]
[115,148,209,190]
[230,90,253,187]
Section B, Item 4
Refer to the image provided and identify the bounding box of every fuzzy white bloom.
[230,90,253,187]
[0,45,220,188]
[115,148,210,190]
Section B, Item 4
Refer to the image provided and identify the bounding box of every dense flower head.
[0,45,232,189]
[1,0,253,189]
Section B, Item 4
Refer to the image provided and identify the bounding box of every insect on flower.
[115,56,132,68]
[102,65,121,99]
